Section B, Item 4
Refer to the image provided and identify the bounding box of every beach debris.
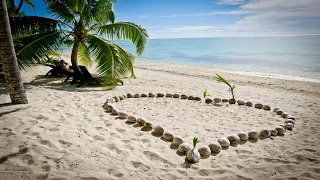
[285,119,295,126]
[286,123,294,131]
[237,100,245,105]
[119,96,124,100]
[275,126,285,135]
[215,73,236,101]
[127,93,134,98]
[134,93,141,98]
[259,129,271,139]
[273,108,280,112]
[113,96,120,102]
[144,121,153,128]
[209,142,222,153]
[229,99,236,104]
[198,146,211,156]
[286,115,295,120]
[162,131,174,141]
[165,93,173,97]
[281,112,288,118]
[136,118,146,126]
[270,129,278,136]
[157,93,164,97]
[148,93,155,97]
[173,94,180,98]
[254,103,263,109]
[214,98,222,103]
[173,136,184,146]
[111,106,119,115]
[178,143,191,154]
[188,96,195,100]
[118,111,129,119]
[248,130,259,139]
[203,89,211,98]
[238,132,249,141]
[180,94,188,99]
[205,98,213,104]
[141,93,148,97]
[222,99,228,103]
[127,115,137,123]
[218,137,230,147]
[187,137,201,163]
[227,134,240,144]
[276,109,284,115]
[245,101,253,107]
[153,125,164,135]
[263,105,271,111]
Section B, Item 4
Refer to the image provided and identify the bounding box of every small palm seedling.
[193,137,199,148]
[214,73,236,100]
[187,137,201,163]
[203,89,211,98]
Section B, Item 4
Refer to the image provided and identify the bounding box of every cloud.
[217,0,247,5]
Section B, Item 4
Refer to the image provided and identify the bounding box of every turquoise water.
[115,35,320,80]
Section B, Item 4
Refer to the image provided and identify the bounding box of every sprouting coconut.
[186,137,201,163]
[214,73,236,101]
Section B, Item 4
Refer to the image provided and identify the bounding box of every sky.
[21,0,320,39]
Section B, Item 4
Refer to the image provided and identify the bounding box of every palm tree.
[0,0,28,104]
[42,0,148,85]
[6,0,35,15]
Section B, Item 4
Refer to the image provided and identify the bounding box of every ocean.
[64,35,320,82]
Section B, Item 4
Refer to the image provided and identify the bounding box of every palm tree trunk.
[70,39,81,72]
[15,0,23,14]
[0,0,28,104]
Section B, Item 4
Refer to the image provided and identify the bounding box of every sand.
[0,57,320,180]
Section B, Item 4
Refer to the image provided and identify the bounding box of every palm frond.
[78,43,92,67]
[16,31,65,70]
[98,22,148,55]
[24,0,35,10]
[86,35,135,85]
[44,0,75,22]
[10,16,59,38]
[91,0,115,24]
[215,73,231,88]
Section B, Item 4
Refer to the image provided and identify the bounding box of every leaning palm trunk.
[0,0,28,104]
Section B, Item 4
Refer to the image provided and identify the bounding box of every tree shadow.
[0,147,28,164]
[0,107,29,117]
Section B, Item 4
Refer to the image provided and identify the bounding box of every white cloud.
[217,0,247,5]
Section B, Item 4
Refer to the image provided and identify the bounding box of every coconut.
[187,149,201,163]
[218,137,230,147]
[165,93,173,97]
[134,93,141,98]
[136,118,146,126]
[194,97,201,101]
[222,99,228,103]
[238,132,249,141]
[205,98,213,104]
[263,105,271,111]
[245,101,253,107]
[180,95,188,99]
[188,96,195,100]
[287,123,294,130]
[123,94,127,98]
[172,136,183,146]
[285,119,295,126]
[111,107,119,115]
[162,131,174,141]
[237,100,245,105]
[148,93,155,97]
[270,129,278,136]
[141,93,148,97]
[229,99,236,104]
[127,93,134,98]
[144,121,153,128]
[178,143,191,154]
[119,96,124,100]
[259,129,271,138]
[227,134,240,144]
[152,125,164,135]
[286,115,296,120]
[157,93,164,97]
[281,112,288,118]
[213,98,221,103]
[275,126,285,135]
[248,130,259,139]
[127,115,137,123]
[114,96,120,102]
[198,146,211,156]
[118,111,128,119]
[273,108,280,112]
[254,103,263,109]
[209,142,222,153]
[173,94,180,98]
[276,109,284,115]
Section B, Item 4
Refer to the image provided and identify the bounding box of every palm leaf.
[98,22,148,55]
[203,89,211,98]
[86,35,134,85]
[215,73,231,88]
[24,0,35,10]
[44,0,75,22]
[78,43,92,67]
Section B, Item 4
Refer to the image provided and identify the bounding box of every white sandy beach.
[1,56,320,179]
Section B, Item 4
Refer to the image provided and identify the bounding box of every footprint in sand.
[21,154,34,165]
[93,135,105,141]
[40,140,57,148]
[107,168,124,178]
[116,128,126,133]
[35,115,49,120]
[131,161,151,171]
[49,127,59,131]
[58,140,72,147]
